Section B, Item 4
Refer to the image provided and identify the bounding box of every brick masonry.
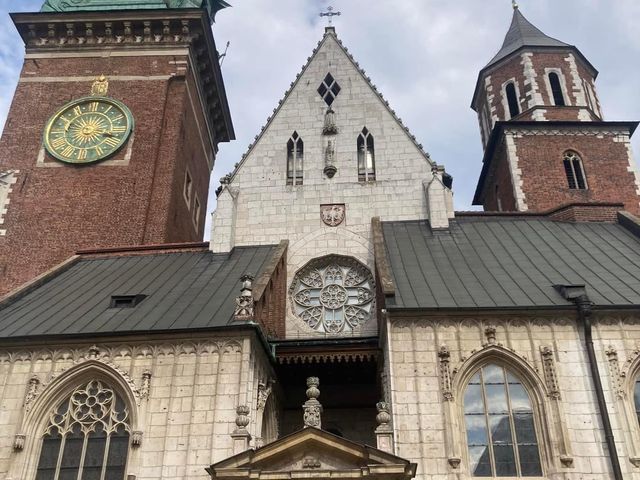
[0,50,215,296]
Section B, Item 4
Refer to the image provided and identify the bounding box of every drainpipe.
[554,285,623,480]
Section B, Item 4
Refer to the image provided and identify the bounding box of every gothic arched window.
[357,127,375,181]
[505,83,520,119]
[464,364,542,477]
[563,151,587,190]
[548,72,566,106]
[290,256,375,334]
[35,380,131,480]
[287,131,304,186]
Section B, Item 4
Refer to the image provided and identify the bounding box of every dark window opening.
[548,72,566,106]
[109,294,146,309]
[563,151,587,190]
[287,131,304,186]
[357,127,375,182]
[317,73,342,106]
[505,83,520,119]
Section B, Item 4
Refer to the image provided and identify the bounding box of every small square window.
[193,196,201,230]
[109,295,146,309]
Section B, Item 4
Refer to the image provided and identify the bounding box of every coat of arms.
[320,204,345,227]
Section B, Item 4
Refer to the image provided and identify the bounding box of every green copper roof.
[41,0,231,22]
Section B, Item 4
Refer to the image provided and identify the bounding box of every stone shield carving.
[320,204,345,227]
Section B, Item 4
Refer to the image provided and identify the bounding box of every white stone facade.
[211,29,453,338]
[0,333,275,480]
[384,315,640,480]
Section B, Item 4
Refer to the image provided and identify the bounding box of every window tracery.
[289,256,374,334]
[287,131,304,185]
[357,127,375,181]
[35,379,131,480]
[562,151,587,190]
[463,364,542,477]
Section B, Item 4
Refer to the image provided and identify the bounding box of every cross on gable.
[319,6,341,26]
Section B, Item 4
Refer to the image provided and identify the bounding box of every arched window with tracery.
[357,127,375,181]
[563,151,587,190]
[463,364,542,477]
[35,379,131,480]
[287,131,304,186]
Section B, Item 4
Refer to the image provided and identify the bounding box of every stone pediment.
[207,428,417,480]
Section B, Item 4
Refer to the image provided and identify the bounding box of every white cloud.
[0,0,638,237]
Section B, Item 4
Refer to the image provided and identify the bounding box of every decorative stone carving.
[605,346,625,399]
[303,377,323,428]
[540,346,561,399]
[131,430,143,447]
[13,434,26,451]
[140,370,152,400]
[90,74,109,96]
[438,346,453,401]
[376,401,391,426]
[375,401,394,453]
[257,379,275,410]
[448,458,461,469]
[231,405,252,454]
[323,139,338,178]
[87,344,100,359]
[484,326,497,345]
[24,375,40,412]
[302,457,322,469]
[322,107,338,135]
[234,275,255,321]
[320,204,345,227]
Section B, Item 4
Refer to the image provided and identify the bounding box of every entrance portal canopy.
[207,428,417,480]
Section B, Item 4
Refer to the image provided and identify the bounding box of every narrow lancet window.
[287,131,304,185]
[563,151,587,190]
[506,83,520,119]
[357,128,375,181]
[464,364,543,477]
[548,72,566,106]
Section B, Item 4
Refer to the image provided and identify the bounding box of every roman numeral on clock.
[77,149,87,161]
[89,102,99,112]
[51,137,66,148]
[111,126,127,134]
[61,145,75,157]
[104,137,120,148]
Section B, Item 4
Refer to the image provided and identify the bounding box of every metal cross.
[319,6,341,26]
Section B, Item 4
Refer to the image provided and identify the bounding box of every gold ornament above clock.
[43,76,134,164]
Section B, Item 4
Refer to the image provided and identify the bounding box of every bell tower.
[0,0,234,295]
[472,4,639,215]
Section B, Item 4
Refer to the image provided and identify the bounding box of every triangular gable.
[222,27,434,184]
[207,428,417,480]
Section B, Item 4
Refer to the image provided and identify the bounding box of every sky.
[1,0,639,238]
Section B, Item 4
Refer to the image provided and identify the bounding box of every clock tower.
[0,0,234,295]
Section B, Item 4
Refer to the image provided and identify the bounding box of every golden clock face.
[43,97,134,164]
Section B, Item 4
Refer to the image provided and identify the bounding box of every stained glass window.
[35,380,131,480]
[290,256,374,334]
[464,364,542,477]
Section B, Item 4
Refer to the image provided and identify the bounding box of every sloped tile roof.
[0,246,275,338]
[382,217,640,310]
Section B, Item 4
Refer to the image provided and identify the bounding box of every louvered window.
[464,364,543,477]
[287,132,304,185]
[563,151,587,190]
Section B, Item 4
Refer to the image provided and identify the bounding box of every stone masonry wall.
[387,314,640,480]
[0,333,273,480]
[211,31,438,338]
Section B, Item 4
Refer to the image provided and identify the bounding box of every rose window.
[290,256,375,333]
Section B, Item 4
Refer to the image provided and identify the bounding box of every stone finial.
[303,377,323,429]
[231,405,252,454]
[484,326,497,345]
[375,401,394,453]
[234,275,255,322]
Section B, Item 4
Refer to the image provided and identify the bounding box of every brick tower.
[0,1,234,295]
[472,4,639,215]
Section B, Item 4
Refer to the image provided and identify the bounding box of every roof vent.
[109,294,146,309]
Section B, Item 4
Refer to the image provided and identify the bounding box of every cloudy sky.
[1,0,639,237]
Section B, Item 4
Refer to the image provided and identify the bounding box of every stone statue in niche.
[323,107,338,135]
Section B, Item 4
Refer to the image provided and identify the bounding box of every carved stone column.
[375,402,394,453]
[302,377,322,429]
[230,405,252,454]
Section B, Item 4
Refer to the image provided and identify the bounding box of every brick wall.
[0,51,214,295]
